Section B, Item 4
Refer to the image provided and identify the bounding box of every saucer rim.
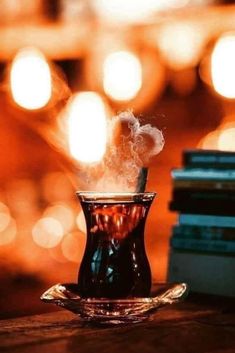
[41,282,189,304]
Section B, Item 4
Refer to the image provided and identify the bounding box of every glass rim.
[76,191,156,202]
[76,191,156,196]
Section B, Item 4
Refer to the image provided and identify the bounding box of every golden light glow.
[44,203,75,233]
[91,0,189,24]
[76,210,86,233]
[198,120,235,151]
[0,202,11,232]
[211,34,235,98]
[67,92,108,163]
[48,245,67,263]
[10,47,52,110]
[218,127,235,151]
[103,51,142,101]
[0,219,17,246]
[6,179,38,216]
[32,217,63,248]
[41,172,74,203]
[158,23,202,70]
[198,130,220,150]
[168,0,190,8]
[61,231,85,262]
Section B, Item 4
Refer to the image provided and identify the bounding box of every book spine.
[184,163,235,169]
[173,225,235,241]
[172,189,235,201]
[169,200,235,216]
[179,214,235,228]
[170,237,235,254]
[172,168,235,181]
[172,188,235,201]
[183,150,235,169]
[173,180,235,190]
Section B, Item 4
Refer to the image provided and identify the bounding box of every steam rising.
[82,111,164,192]
[7,52,164,192]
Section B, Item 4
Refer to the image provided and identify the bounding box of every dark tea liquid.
[77,198,152,299]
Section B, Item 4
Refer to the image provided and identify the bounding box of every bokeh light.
[157,22,203,70]
[48,245,67,263]
[67,92,108,163]
[76,210,86,233]
[103,51,142,101]
[198,130,220,150]
[0,219,17,246]
[61,231,85,262]
[218,127,235,151]
[211,33,235,99]
[44,203,75,233]
[91,0,190,24]
[0,202,11,232]
[198,120,235,151]
[10,47,52,110]
[32,217,63,248]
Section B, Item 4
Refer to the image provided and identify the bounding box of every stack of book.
[167,149,235,297]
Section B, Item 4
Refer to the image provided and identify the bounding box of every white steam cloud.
[81,110,164,192]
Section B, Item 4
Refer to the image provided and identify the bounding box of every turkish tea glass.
[76,192,155,299]
[41,191,189,324]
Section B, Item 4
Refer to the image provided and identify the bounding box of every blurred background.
[0,0,235,319]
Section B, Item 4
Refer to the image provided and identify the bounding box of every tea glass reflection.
[76,192,156,299]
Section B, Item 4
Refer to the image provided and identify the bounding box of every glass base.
[41,282,189,325]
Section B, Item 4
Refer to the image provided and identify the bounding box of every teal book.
[183,149,235,169]
[179,214,235,228]
[170,236,235,254]
[173,225,235,241]
[172,168,235,181]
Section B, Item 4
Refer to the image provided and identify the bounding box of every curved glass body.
[76,192,156,299]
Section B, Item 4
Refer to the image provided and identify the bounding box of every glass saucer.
[41,282,188,325]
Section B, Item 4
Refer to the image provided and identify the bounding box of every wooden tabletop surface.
[1,294,235,353]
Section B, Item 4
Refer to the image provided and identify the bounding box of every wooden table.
[1,294,235,353]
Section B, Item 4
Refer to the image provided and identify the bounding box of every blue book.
[173,225,235,241]
[183,149,235,169]
[172,168,235,181]
[170,236,235,254]
[179,214,235,228]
